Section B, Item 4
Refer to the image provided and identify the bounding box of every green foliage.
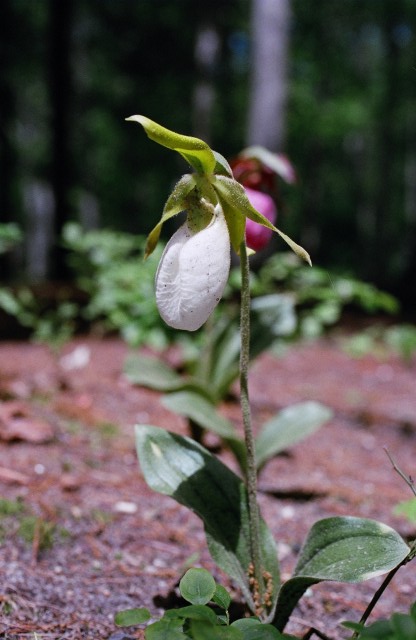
[394,499,416,524]
[0,497,25,516]
[134,425,411,631]
[0,223,22,255]
[383,325,416,365]
[62,222,170,349]
[0,498,68,551]
[115,567,295,639]
[341,324,416,364]
[273,517,410,631]
[135,425,280,616]
[127,351,331,474]
[343,602,416,639]
[0,284,78,350]
[232,252,399,341]
[18,516,57,551]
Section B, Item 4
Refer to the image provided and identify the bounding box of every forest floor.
[0,334,416,640]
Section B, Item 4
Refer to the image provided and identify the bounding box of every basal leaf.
[294,516,409,580]
[273,516,409,630]
[255,402,332,470]
[161,391,238,440]
[135,425,280,616]
[124,354,184,391]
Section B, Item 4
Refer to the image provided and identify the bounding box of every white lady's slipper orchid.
[155,206,230,331]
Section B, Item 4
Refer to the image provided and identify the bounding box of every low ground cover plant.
[115,117,416,639]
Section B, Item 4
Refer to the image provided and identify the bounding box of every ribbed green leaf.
[255,402,332,470]
[124,354,184,391]
[179,568,216,605]
[161,391,238,440]
[135,425,280,616]
[273,516,409,631]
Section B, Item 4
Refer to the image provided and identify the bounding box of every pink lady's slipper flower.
[244,187,277,252]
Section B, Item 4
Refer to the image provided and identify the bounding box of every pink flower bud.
[244,187,277,251]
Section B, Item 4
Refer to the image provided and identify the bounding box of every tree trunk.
[246,0,291,151]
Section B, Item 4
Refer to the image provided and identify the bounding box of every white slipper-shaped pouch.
[155,206,230,331]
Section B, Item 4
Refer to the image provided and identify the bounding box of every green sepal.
[212,175,311,264]
[126,115,216,174]
[145,173,196,257]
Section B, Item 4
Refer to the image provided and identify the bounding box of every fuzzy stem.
[239,240,263,603]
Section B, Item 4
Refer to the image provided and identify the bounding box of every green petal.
[126,115,216,174]
[213,175,311,264]
[145,174,196,258]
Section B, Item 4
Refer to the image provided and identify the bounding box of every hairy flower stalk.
[239,239,264,606]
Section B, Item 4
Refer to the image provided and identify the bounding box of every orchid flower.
[244,187,277,252]
[126,115,311,331]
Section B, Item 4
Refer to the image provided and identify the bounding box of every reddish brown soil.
[0,337,415,639]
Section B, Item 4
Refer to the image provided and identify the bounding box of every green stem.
[239,241,263,604]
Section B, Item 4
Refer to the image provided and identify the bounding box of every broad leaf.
[232,618,282,639]
[126,115,216,174]
[273,516,410,630]
[255,402,332,470]
[146,618,185,640]
[161,391,238,440]
[213,584,232,611]
[179,568,216,605]
[124,354,183,391]
[164,604,217,623]
[135,425,280,616]
[190,620,242,639]
[114,607,151,626]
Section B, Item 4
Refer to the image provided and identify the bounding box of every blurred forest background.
[1,0,416,311]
